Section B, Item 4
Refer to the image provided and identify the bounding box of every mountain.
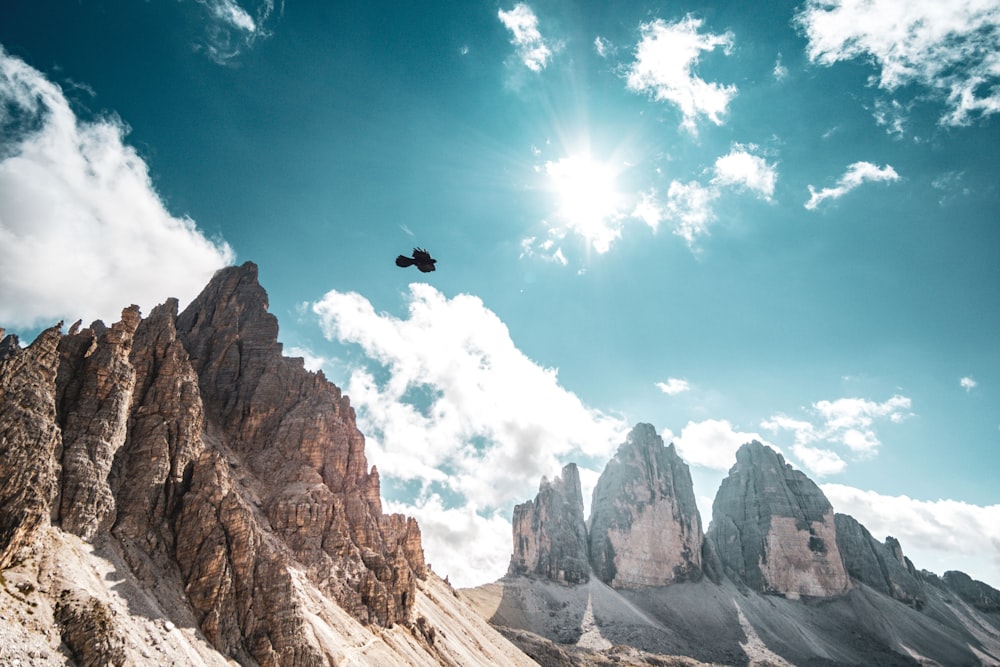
[480,426,1000,666]
[0,262,535,667]
[587,424,702,588]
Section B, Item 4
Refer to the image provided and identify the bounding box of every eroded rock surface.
[835,513,924,608]
[707,441,849,597]
[509,463,589,584]
[588,424,703,588]
[0,262,440,666]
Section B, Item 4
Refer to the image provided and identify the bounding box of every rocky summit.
[0,262,535,667]
[588,424,703,588]
[3,265,1000,667]
[482,433,1000,666]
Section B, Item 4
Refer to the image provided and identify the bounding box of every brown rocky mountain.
[0,262,535,666]
[482,433,1000,666]
[4,264,1000,666]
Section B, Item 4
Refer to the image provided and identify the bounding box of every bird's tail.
[395,255,415,267]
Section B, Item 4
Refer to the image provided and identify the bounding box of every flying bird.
[396,247,437,273]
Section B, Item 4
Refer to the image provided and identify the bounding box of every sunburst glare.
[544,153,627,253]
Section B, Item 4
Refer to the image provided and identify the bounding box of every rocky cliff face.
[835,513,924,608]
[0,262,533,667]
[495,436,1000,666]
[706,441,849,598]
[509,463,589,584]
[588,424,703,588]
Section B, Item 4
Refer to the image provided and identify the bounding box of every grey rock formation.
[588,423,703,588]
[942,570,1000,613]
[835,513,924,608]
[509,463,590,584]
[707,441,849,597]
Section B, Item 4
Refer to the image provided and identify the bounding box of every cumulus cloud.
[0,48,234,330]
[638,145,777,246]
[498,3,553,72]
[823,484,1000,588]
[664,180,718,245]
[195,0,280,64]
[384,496,513,588]
[656,377,690,395]
[312,284,626,581]
[763,395,912,476]
[960,376,978,392]
[796,0,1000,125]
[673,419,774,471]
[624,15,737,133]
[805,161,900,210]
[712,146,778,200]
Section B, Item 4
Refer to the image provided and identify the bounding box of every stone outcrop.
[588,424,703,588]
[835,513,924,607]
[0,262,450,666]
[0,324,62,569]
[509,463,589,584]
[707,441,849,598]
[942,570,1000,613]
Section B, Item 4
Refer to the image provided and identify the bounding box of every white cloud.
[664,180,718,245]
[656,378,691,395]
[673,419,774,471]
[961,376,978,392]
[196,0,278,64]
[498,3,553,72]
[624,15,737,134]
[796,0,1000,126]
[792,443,846,476]
[805,161,900,210]
[385,496,513,588]
[636,145,777,247]
[312,283,626,578]
[773,53,789,81]
[285,346,328,373]
[712,146,778,200]
[0,48,234,330]
[823,484,1000,588]
[519,235,568,265]
[763,394,912,476]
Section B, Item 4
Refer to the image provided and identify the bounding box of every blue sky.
[1,0,998,589]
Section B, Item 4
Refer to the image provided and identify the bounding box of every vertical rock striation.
[509,463,590,584]
[835,513,924,608]
[707,441,849,598]
[0,262,429,666]
[588,424,703,588]
[0,325,62,569]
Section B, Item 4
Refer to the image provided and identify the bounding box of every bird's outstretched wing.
[396,247,437,271]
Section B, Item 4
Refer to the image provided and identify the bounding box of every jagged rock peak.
[708,441,849,598]
[588,423,703,588]
[835,513,924,608]
[509,463,589,584]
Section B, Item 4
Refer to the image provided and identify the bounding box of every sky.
[1,0,998,590]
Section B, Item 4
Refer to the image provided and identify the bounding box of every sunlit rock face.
[509,463,590,584]
[0,262,430,665]
[588,424,703,588]
[707,441,849,598]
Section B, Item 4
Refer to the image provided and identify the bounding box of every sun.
[545,153,626,253]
